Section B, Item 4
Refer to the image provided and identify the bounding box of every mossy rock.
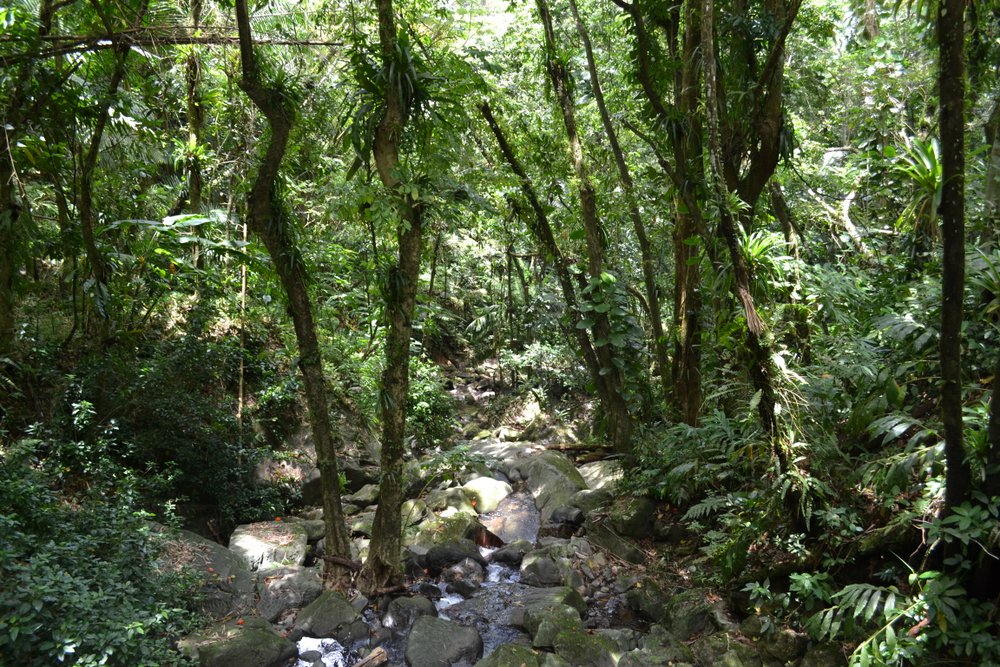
[474,644,541,667]
[551,627,619,667]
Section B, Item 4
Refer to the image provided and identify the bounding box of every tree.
[234,0,353,589]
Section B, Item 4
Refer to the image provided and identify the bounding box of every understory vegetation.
[0,0,998,664]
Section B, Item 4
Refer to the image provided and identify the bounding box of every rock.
[410,511,483,549]
[296,519,327,542]
[520,603,582,649]
[291,591,362,645]
[577,460,621,491]
[550,506,585,525]
[163,529,256,621]
[690,634,763,667]
[638,624,695,662]
[301,468,324,507]
[382,595,437,632]
[229,521,308,571]
[610,496,658,539]
[404,616,483,667]
[462,477,513,513]
[570,489,613,514]
[520,547,578,588]
[582,517,645,564]
[473,643,540,667]
[800,643,848,667]
[491,540,532,567]
[425,486,479,515]
[515,451,588,521]
[401,498,428,526]
[255,566,323,622]
[660,590,724,640]
[424,538,487,575]
[344,483,380,508]
[595,628,642,653]
[443,557,486,597]
[540,655,572,667]
[520,585,588,615]
[341,458,378,492]
[762,628,807,663]
[191,618,296,667]
[551,627,618,667]
[624,577,668,623]
[350,511,376,537]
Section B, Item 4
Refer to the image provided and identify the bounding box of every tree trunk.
[536,0,633,450]
[234,0,353,589]
[983,96,1000,243]
[359,0,425,593]
[937,0,970,514]
[569,0,670,412]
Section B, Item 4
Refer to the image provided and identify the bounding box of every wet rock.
[383,595,437,632]
[290,591,362,644]
[473,643,540,667]
[229,521,308,572]
[424,538,487,575]
[344,483,380,508]
[491,539,532,567]
[514,451,588,521]
[189,618,296,667]
[405,616,483,667]
[463,477,513,513]
[800,643,849,667]
[444,557,486,597]
[255,565,323,622]
[610,496,658,539]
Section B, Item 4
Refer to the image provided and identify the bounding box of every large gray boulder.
[162,528,255,620]
[255,565,323,622]
[229,521,308,571]
[383,595,438,632]
[474,644,540,667]
[291,591,366,645]
[405,616,483,667]
[185,618,296,667]
[551,627,619,667]
[514,451,588,521]
[610,496,658,539]
[462,476,513,513]
[577,460,621,491]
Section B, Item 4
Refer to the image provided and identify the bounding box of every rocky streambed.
[167,436,846,667]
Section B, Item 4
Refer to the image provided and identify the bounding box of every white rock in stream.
[295,636,348,667]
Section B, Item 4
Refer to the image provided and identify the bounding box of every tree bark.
[359,0,425,593]
[234,0,353,589]
[535,0,633,450]
[937,0,971,513]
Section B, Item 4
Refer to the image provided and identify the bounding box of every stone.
[762,628,807,663]
[577,460,621,491]
[799,643,848,667]
[344,483,380,507]
[520,547,580,588]
[424,538,487,575]
[551,627,618,667]
[540,655,572,667]
[624,577,668,624]
[340,458,378,493]
[570,489,613,514]
[349,511,376,537]
[382,595,437,632]
[229,521,309,571]
[411,511,483,549]
[473,644,540,667]
[297,519,327,542]
[162,529,256,621]
[404,616,483,667]
[549,506,585,526]
[595,628,642,654]
[291,591,361,644]
[443,557,486,597]
[520,603,582,649]
[689,634,763,667]
[610,496,658,539]
[582,518,645,564]
[255,566,323,622]
[192,619,296,667]
[637,624,695,663]
[491,539,532,567]
[401,498,428,526]
[462,477,513,513]
[514,451,588,521]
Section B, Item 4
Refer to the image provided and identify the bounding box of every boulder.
[410,511,483,549]
[443,557,486,597]
[404,616,483,667]
[473,644,540,667]
[800,644,848,667]
[689,634,763,667]
[520,549,575,588]
[187,618,296,667]
[401,498,428,526]
[462,477,513,513]
[610,496,658,540]
[582,517,644,564]
[491,539,532,567]
[577,460,621,491]
[383,595,438,632]
[344,483,380,508]
[291,591,364,645]
[570,489,613,514]
[624,577,668,624]
[425,486,478,515]
[660,590,735,640]
[163,528,255,620]
[520,603,582,649]
[551,627,618,667]
[424,538,487,575]
[255,565,323,622]
[229,521,308,571]
[515,451,588,521]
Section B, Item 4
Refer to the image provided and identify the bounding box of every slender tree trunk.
[569,0,670,411]
[234,0,353,589]
[983,97,1000,243]
[359,0,425,593]
[938,0,970,514]
[536,0,632,450]
[702,0,786,473]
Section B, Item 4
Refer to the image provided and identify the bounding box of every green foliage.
[407,356,457,448]
[0,440,195,666]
